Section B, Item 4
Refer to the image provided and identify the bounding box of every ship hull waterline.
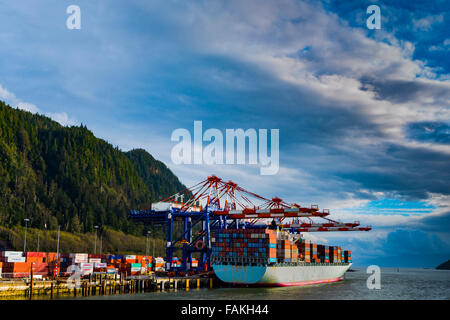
[212,263,352,287]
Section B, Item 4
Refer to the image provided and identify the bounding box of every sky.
[0,0,449,267]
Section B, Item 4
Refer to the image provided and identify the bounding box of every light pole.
[23,218,30,253]
[99,235,103,255]
[146,231,150,256]
[153,234,155,258]
[37,231,40,252]
[56,225,60,276]
[56,226,60,257]
[94,225,99,254]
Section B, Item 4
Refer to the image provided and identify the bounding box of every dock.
[0,274,218,298]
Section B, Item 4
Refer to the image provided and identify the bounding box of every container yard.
[0,250,214,298]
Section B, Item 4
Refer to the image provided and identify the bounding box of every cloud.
[317,225,450,267]
[0,84,15,101]
[407,122,450,144]
[0,83,77,126]
[45,112,78,127]
[429,39,450,52]
[16,102,39,113]
[0,84,39,113]
[115,0,450,209]
[1,0,446,207]
[0,0,449,267]
[413,14,444,31]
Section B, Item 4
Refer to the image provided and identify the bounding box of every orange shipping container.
[27,257,44,263]
[268,248,276,257]
[26,252,46,258]
[3,262,31,273]
[46,253,58,263]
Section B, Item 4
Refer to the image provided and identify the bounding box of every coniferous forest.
[0,101,188,253]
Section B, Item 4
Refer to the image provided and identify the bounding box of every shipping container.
[1,251,24,257]
[5,256,26,263]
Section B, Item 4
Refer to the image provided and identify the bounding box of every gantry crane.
[128,175,371,273]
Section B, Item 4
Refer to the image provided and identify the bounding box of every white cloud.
[0,83,40,113]
[413,14,444,31]
[139,0,450,157]
[113,2,450,225]
[0,83,77,126]
[17,102,39,113]
[0,84,15,101]
[429,38,450,52]
[45,112,77,127]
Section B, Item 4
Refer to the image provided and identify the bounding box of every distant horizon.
[351,265,450,269]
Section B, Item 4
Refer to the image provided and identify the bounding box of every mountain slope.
[436,260,450,270]
[125,148,187,203]
[0,100,187,236]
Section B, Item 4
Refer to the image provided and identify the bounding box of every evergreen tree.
[0,100,189,245]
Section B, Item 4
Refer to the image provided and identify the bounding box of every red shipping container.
[31,263,49,272]
[26,252,46,258]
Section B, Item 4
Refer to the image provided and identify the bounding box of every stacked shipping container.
[0,251,26,263]
[318,245,330,263]
[276,240,299,263]
[154,257,165,271]
[211,229,278,264]
[298,239,311,263]
[0,250,161,278]
[344,250,352,263]
[211,230,352,265]
[311,242,320,263]
[1,251,49,278]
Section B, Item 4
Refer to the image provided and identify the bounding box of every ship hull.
[212,263,352,287]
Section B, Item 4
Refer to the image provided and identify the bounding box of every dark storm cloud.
[174,53,450,203]
[158,53,384,148]
[360,78,450,104]
[415,211,450,233]
[332,226,450,267]
[380,229,449,256]
[335,143,450,200]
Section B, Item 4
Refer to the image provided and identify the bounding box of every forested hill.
[0,100,187,236]
[125,149,187,202]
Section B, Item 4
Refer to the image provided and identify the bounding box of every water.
[51,268,450,300]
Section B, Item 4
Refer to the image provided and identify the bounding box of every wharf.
[0,274,218,298]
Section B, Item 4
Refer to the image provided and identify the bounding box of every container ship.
[211,228,352,287]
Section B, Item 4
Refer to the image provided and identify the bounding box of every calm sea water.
[50,268,450,300]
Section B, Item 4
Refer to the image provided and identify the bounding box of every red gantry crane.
[129,175,371,273]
